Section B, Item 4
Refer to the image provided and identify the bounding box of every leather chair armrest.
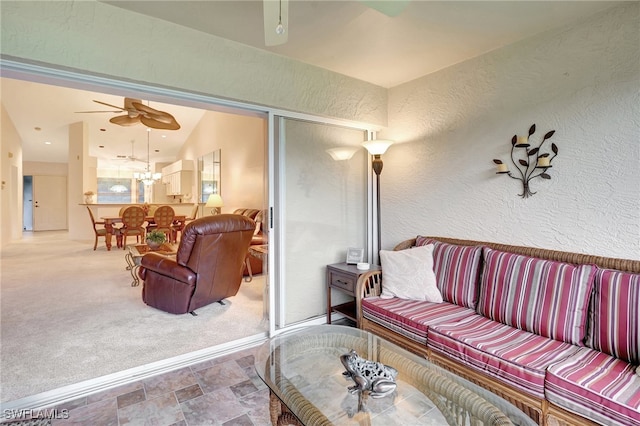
[139,252,197,285]
[251,234,268,245]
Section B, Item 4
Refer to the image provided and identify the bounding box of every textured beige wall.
[1,105,24,247]
[383,3,640,259]
[178,111,266,214]
[0,0,386,127]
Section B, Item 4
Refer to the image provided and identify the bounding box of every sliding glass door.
[273,117,369,328]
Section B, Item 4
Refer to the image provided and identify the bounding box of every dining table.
[101,215,186,250]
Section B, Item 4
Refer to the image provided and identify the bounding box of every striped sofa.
[356,237,640,426]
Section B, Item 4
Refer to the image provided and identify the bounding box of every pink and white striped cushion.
[415,237,483,309]
[586,269,640,364]
[546,347,640,426]
[362,297,475,345]
[428,315,581,398]
[476,248,596,346]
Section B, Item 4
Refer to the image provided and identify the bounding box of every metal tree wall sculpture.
[493,124,558,198]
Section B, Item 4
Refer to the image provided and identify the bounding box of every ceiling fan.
[115,140,146,164]
[76,97,181,130]
[261,0,410,46]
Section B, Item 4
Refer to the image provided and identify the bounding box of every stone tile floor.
[48,347,270,426]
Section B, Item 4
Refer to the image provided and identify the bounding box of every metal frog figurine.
[340,350,398,399]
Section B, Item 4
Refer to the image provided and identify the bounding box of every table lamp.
[205,194,224,215]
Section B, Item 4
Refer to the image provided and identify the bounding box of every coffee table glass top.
[255,325,534,426]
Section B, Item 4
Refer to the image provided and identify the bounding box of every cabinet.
[164,171,192,195]
[326,262,381,327]
[162,160,194,196]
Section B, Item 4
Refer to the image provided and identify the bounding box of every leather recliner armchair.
[138,214,255,314]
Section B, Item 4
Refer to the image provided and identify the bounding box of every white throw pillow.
[380,244,443,302]
[636,365,640,377]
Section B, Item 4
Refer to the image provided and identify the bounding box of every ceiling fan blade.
[123,97,143,110]
[131,102,168,119]
[140,115,181,130]
[109,115,140,127]
[133,102,181,129]
[263,0,288,47]
[93,100,127,111]
[359,0,410,17]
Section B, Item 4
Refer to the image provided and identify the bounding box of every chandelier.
[133,129,162,185]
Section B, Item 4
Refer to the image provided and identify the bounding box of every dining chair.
[121,206,146,249]
[147,205,175,242]
[86,206,114,251]
[171,204,198,243]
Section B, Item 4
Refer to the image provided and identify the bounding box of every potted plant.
[146,230,166,250]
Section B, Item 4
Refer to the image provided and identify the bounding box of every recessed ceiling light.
[34,127,41,131]
[155,149,160,152]
[99,145,105,148]
[162,135,167,138]
[44,141,52,145]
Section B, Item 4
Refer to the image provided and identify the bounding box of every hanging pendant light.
[109,183,128,193]
[110,166,128,193]
[133,129,162,186]
[275,0,285,34]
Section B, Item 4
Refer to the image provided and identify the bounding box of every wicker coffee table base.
[270,392,302,426]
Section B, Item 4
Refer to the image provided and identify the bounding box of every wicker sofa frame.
[355,236,640,426]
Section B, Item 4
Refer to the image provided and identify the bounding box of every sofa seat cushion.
[415,237,483,309]
[586,268,640,364]
[546,347,640,426]
[362,297,475,345]
[428,314,581,398]
[477,247,596,346]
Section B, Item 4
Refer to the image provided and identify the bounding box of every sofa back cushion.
[415,237,482,309]
[586,269,640,364]
[476,247,596,345]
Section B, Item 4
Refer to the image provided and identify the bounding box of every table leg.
[130,265,140,287]
[124,251,140,287]
[105,223,114,251]
[244,254,253,283]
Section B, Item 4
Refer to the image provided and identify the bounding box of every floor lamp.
[362,140,394,258]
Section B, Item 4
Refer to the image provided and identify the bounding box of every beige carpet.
[0,231,267,403]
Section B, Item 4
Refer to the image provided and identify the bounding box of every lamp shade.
[205,194,224,208]
[362,139,394,155]
[326,147,358,161]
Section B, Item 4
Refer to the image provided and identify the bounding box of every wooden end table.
[326,262,381,327]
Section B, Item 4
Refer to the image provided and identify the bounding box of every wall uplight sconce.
[205,193,224,215]
[493,124,558,198]
[326,147,359,161]
[362,139,394,255]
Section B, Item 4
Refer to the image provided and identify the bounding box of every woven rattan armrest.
[355,270,382,327]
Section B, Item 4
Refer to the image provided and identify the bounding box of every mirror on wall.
[199,149,221,203]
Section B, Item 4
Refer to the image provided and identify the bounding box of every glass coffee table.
[255,325,534,426]
[124,243,178,287]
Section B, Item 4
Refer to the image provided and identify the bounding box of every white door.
[33,175,67,231]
